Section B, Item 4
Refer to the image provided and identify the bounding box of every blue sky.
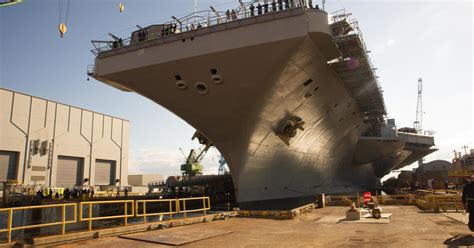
[1,0,472,179]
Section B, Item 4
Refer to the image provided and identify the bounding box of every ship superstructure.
[88,2,435,209]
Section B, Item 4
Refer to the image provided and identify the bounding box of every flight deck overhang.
[91,8,335,78]
[354,131,437,178]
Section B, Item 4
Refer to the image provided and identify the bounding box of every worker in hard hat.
[462,175,474,231]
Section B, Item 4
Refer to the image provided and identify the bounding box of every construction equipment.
[414,78,423,134]
[179,148,205,178]
[0,0,23,8]
[58,0,71,38]
[118,1,124,13]
[178,131,213,178]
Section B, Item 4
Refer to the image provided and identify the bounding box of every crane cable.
[58,0,70,38]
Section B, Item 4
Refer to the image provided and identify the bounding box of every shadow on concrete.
[336,218,347,224]
[444,235,474,247]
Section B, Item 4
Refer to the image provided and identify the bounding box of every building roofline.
[0,87,130,122]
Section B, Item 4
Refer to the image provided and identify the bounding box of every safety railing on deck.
[91,0,311,56]
[0,203,77,243]
[179,196,211,218]
[416,194,464,212]
[377,194,415,205]
[326,193,464,212]
[135,199,177,224]
[0,196,211,243]
[135,196,211,223]
[79,200,134,231]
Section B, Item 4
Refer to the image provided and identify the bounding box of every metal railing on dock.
[0,203,77,243]
[0,196,211,244]
[134,196,211,224]
[179,196,211,218]
[79,200,135,231]
[135,198,177,224]
[325,193,464,213]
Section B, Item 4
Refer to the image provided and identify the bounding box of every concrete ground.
[56,206,474,248]
[443,212,469,225]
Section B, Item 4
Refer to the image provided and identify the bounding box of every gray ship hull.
[91,8,434,209]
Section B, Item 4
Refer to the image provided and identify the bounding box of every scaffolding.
[329,9,387,135]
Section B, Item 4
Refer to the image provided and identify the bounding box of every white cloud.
[386,39,396,47]
[372,39,397,54]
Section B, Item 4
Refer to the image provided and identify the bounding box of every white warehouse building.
[0,88,129,188]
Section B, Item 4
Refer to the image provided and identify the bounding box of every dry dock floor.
[56,206,474,247]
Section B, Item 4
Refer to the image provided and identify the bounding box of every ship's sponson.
[91,7,431,209]
[354,132,437,178]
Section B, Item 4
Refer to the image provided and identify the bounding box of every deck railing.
[325,193,464,212]
[91,1,311,56]
[179,196,211,218]
[79,200,135,231]
[0,203,77,243]
[0,196,211,244]
[135,198,177,224]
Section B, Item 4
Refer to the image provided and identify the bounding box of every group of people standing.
[223,0,322,23]
[247,0,321,17]
[35,187,95,201]
[130,0,323,45]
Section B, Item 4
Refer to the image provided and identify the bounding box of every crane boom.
[414,77,423,134]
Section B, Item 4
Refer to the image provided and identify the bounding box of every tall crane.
[413,78,423,134]
[178,130,213,178]
[179,147,207,178]
[414,77,424,166]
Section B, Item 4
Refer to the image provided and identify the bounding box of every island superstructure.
[88,2,436,209]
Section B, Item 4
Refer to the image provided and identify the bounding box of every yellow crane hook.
[119,2,124,13]
[58,23,67,38]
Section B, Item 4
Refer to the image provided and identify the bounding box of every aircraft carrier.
[88,2,436,209]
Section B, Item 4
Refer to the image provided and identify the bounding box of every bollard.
[317,193,325,208]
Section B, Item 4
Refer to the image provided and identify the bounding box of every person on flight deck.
[278,0,283,11]
[231,9,237,20]
[250,4,255,16]
[172,23,177,34]
[462,176,474,231]
[284,0,289,9]
[289,0,294,8]
[271,0,277,12]
[226,9,231,22]
[257,3,262,15]
[263,1,269,13]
